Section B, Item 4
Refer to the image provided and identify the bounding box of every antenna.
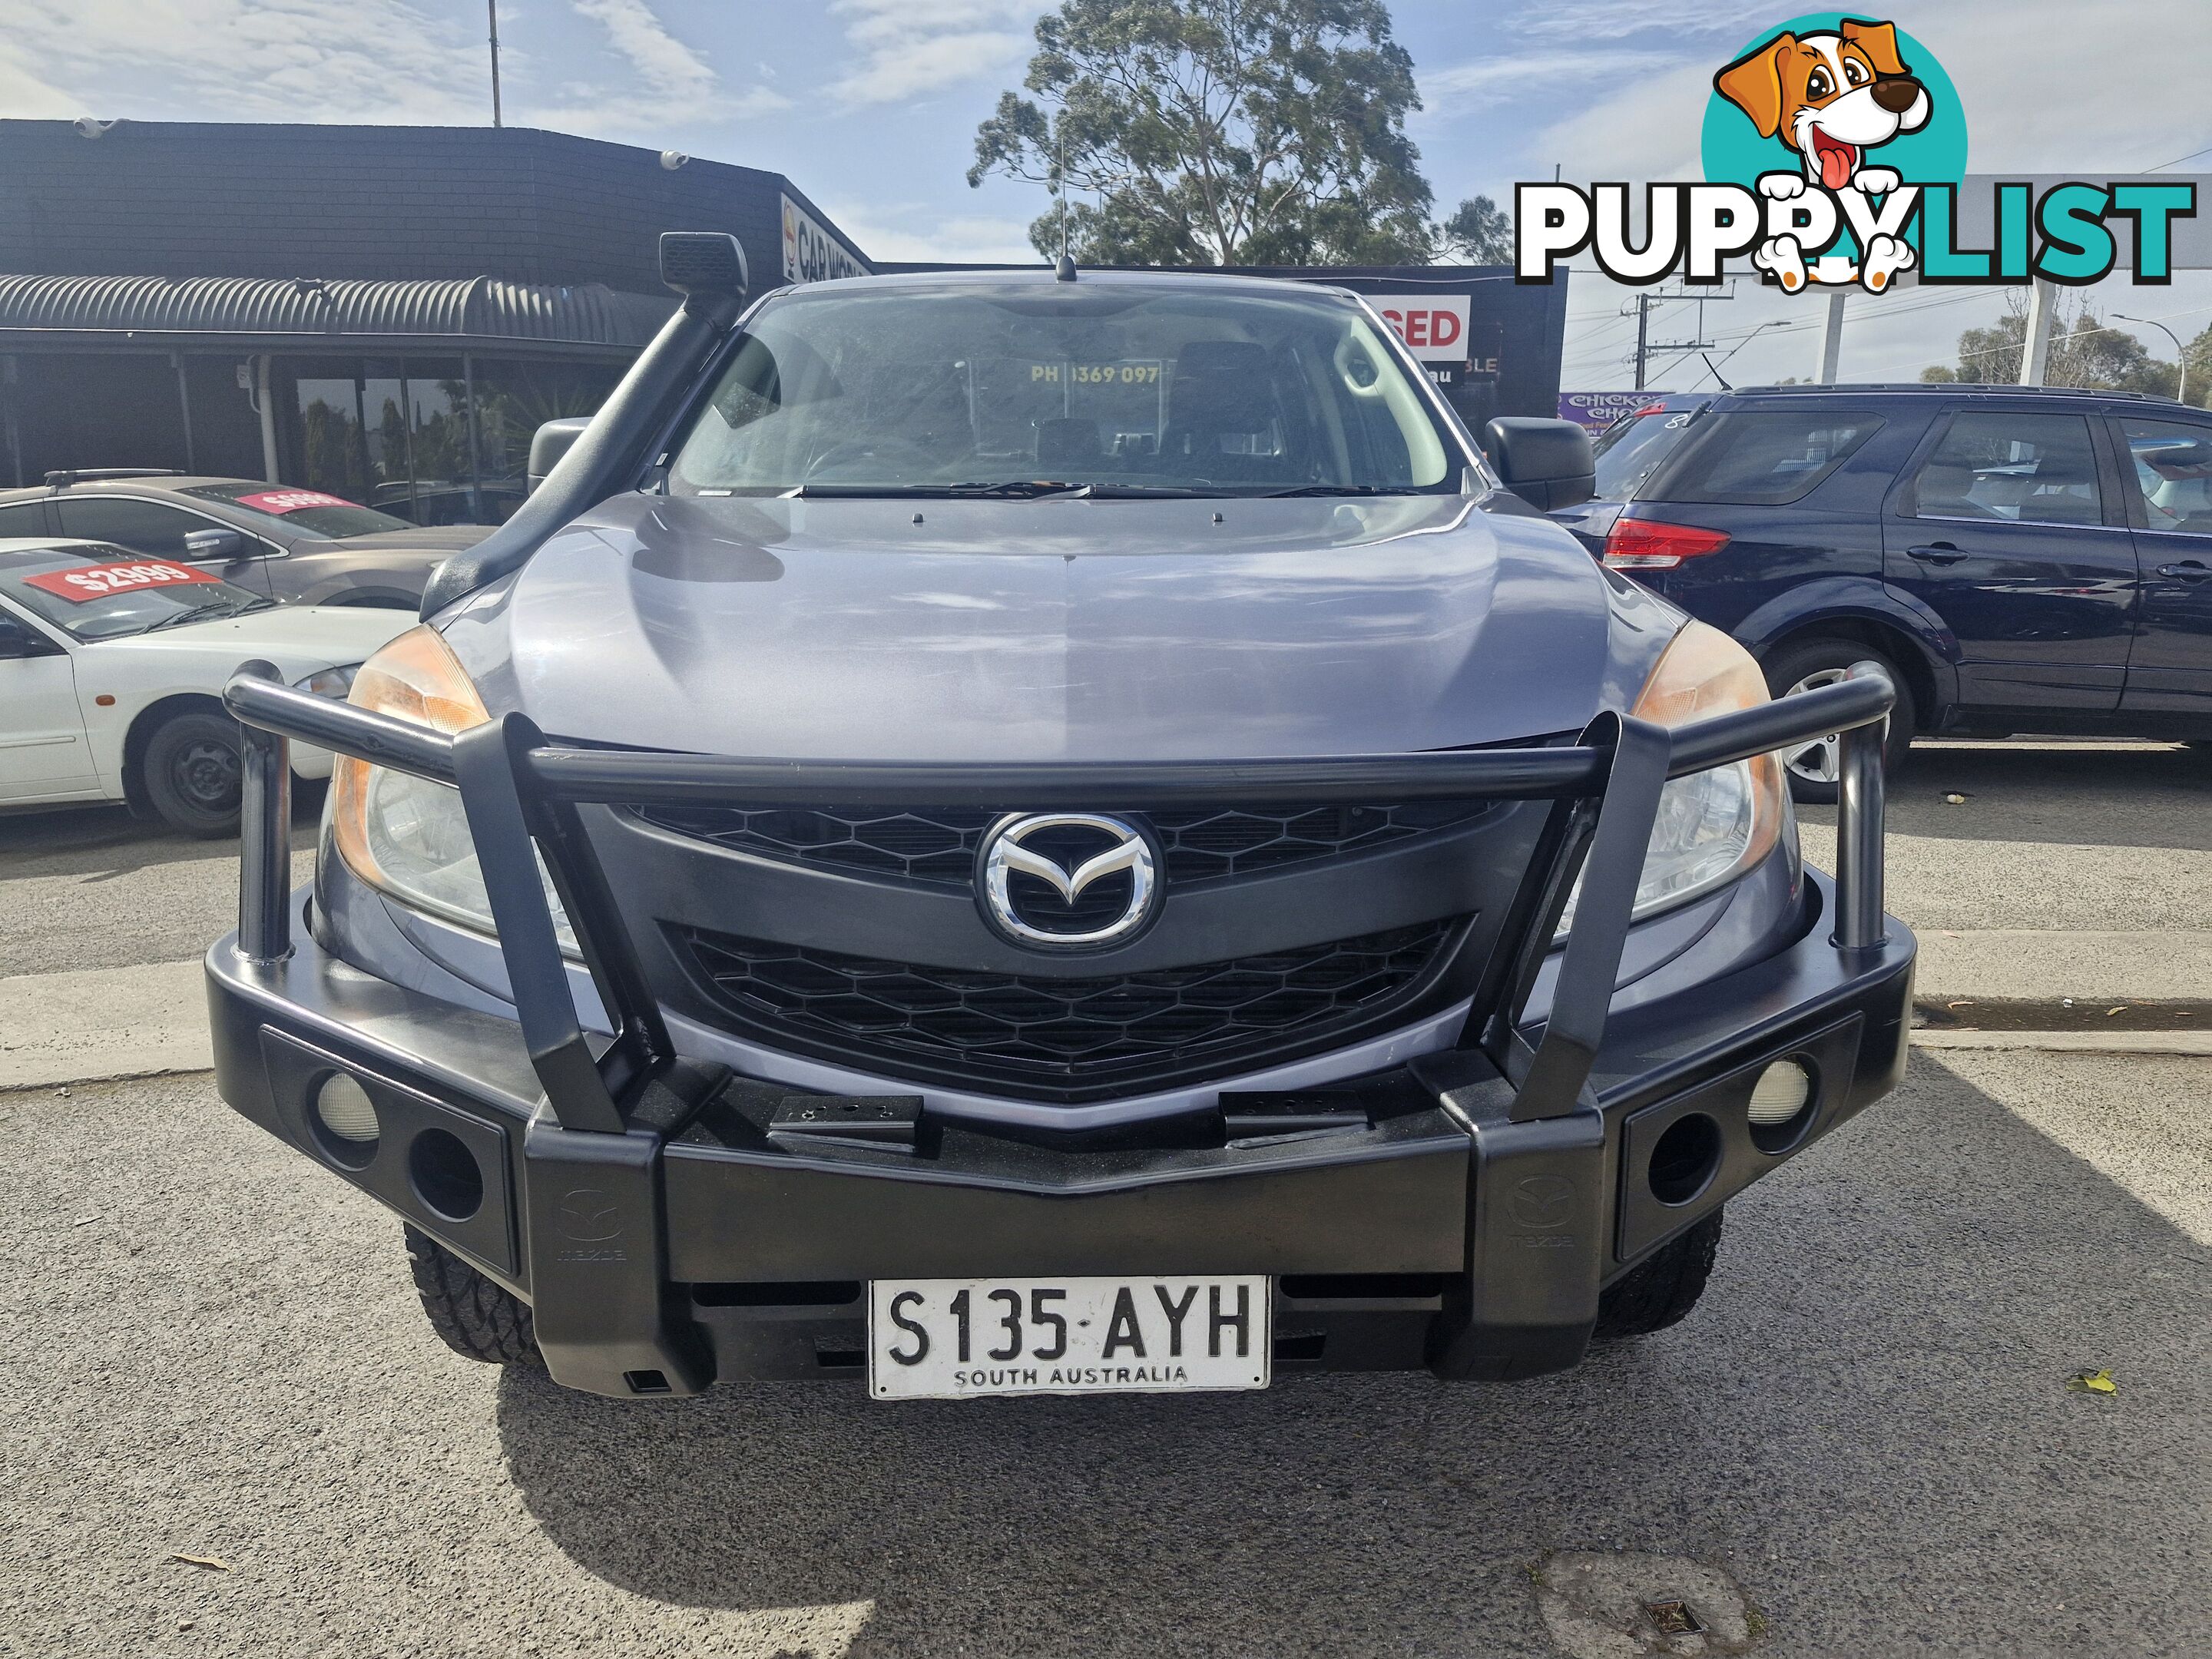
[1053,125,1077,280]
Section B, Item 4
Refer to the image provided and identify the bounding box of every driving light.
[1557,620,1789,934]
[313,1072,379,1143]
[293,664,359,699]
[329,626,573,950]
[1747,1058,1813,1126]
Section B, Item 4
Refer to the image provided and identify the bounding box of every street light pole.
[488,0,503,128]
[2115,313,2188,406]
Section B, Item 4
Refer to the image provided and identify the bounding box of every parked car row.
[1551,383,2212,800]
[0,469,498,832]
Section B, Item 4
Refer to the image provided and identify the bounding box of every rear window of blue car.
[1644,409,1883,505]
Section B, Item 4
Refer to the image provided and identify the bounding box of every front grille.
[674,917,1465,1099]
[633,801,1489,886]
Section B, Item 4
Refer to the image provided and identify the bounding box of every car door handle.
[1906,544,1967,565]
[2155,561,2212,581]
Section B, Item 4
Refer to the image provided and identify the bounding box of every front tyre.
[1760,637,1917,805]
[141,708,246,836]
[405,1226,540,1366]
[1591,1210,1723,1341]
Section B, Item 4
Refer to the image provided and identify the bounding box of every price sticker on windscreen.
[234,489,356,514]
[20,561,224,602]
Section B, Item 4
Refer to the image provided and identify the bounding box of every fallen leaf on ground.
[2067,1369,2118,1395]
[2108,1007,2128,1017]
[1947,1000,1974,1009]
[168,1553,230,1571]
[1944,793,1969,804]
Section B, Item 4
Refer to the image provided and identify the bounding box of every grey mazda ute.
[206,236,1913,1402]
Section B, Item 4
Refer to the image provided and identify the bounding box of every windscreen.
[180,483,413,540]
[667,283,1456,497]
[0,546,271,641]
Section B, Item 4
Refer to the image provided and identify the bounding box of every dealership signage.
[1372,294,1472,360]
[1514,15,2197,294]
[782,194,867,286]
[1558,392,1655,431]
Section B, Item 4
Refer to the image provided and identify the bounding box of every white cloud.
[1502,0,1760,41]
[0,44,79,118]
[1422,48,1687,114]
[827,204,1038,263]
[829,0,1041,106]
[568,0,710,104]
[0,0,491,124]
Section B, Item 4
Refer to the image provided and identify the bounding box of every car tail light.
[1603,519,1731,571]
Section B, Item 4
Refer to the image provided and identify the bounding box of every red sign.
[1372,294,1473,361]
[21,561,223,603]
[235,489,356,515]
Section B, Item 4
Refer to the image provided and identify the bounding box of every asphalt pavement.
[1796,740,2212,932]
[4,740,2210,1657]
[2,1052,2206,1658]
[0,797,316,979]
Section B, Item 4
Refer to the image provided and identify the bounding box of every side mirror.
[1484,417,1596,512]
[528,416,594,497]
[184,526,249,560]
[0,614,60,660]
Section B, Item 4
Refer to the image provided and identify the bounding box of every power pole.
[488,0,503,127]
[1631,283,1733,390]
[1817,290,1847,383]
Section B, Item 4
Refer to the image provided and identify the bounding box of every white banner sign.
[1370,293,1473,361]
[782,194,867,285]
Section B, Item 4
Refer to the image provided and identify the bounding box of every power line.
[2144,141,2212,172]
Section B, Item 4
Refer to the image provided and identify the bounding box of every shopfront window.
[280,356,621,525]
[469,360,624,521]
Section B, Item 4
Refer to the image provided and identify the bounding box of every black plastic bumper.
[210,659,1910,1397]
[207,870,1910,1392]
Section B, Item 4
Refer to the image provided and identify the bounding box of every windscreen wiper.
[786,480,1089,499]
[143,601,243,633]
[1250,483,1408,498]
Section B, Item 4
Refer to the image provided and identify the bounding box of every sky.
[2,0,2208,392]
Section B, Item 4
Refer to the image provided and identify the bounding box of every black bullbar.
[208,660,1912,1399]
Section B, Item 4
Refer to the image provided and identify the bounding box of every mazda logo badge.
[978,813,1159,949]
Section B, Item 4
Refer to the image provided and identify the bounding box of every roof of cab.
[760,267,1365,303]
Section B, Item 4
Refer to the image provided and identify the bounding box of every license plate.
[867,1277,1272,1399]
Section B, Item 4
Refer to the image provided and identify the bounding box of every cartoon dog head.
[1715,18,1930,191]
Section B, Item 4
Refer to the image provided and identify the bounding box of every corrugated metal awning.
[0,274,674,354]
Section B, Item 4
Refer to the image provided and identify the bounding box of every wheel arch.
[122,690,230,813]
[1733,578,1955,723]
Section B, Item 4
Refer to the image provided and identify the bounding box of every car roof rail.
[1727,382,2187,405]
[42,467,190,488]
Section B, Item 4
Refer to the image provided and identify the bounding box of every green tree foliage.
[968,0,1435,267]
[1437,194,1512,264]
[1922,295,2204,404]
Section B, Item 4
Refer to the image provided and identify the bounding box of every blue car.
[1591,382,2212,800]
[1550,392,1713,555]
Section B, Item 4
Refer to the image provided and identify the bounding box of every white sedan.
[0,538,416,834]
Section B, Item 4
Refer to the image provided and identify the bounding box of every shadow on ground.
[496,1057,2212,1657]
[0,788,321,880]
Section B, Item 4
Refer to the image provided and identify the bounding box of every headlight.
[329,625,573,950]
[1558,620,1789,934]
[293,664,359,699]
